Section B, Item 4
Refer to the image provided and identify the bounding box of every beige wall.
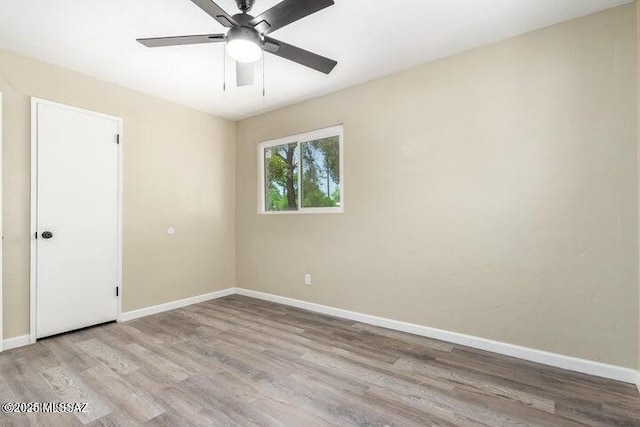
[637,0,640,376]
[1,49,236,339]
[237,4,639,368]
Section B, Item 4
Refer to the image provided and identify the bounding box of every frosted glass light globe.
[226,27,262,63]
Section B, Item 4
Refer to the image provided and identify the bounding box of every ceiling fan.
[137,0,338,87]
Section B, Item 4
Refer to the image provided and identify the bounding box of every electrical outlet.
[304,274,312,286]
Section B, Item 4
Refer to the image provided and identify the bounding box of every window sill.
[259,207,344,215]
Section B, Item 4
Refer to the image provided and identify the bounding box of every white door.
[34,100,120,339]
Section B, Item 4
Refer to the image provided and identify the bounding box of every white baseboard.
[119,288,235,322]
[234,288,639,385]
[3,335,31,351]
[0,289,236,352]
[4,285,639,391]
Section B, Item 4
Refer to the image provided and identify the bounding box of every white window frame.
[258,124,344,215]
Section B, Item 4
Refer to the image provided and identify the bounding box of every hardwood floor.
[1,295,639,426]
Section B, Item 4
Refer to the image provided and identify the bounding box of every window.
[259,125,343,214]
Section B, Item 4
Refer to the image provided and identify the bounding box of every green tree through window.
[301,137,340,208]
[261,126,343,213]
[264,142,298,211]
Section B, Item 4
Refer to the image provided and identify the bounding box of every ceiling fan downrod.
[235,0,255,13]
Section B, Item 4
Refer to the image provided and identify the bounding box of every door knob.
[41,231,54,239]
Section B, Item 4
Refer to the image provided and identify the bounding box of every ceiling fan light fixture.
[226,26,262,63]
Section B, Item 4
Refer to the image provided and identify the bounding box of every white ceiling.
[0,0,632,120]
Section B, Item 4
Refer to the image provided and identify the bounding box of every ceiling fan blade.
[250,0,334,35]
[190,0,237,27]
[263,36,337,74]
[137,34,225,47]
[236,62,255,86]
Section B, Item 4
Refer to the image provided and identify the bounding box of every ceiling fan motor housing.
[231,13,254,27]
[227,25,261,46]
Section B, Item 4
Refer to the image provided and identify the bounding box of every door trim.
[0,92,3,352]
[30,97,123,344]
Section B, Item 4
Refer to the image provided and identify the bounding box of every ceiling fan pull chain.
[223,41,227,92]
[262,47,266,97]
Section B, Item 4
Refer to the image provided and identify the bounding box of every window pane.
[301,136,340,208]
[264,143,299,211]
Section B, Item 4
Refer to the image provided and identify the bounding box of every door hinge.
[116,286,119,297]
[116,134,120,145]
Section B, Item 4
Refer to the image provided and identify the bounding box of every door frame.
[0,92,3,352]
[30,97,123,344]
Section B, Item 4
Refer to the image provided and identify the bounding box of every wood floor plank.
[41,335,99,373]
[82,365,165,423]
[75,339,140,376]
[0,371,33,427]
[0,294,638,426]
[151,383,239,427]
[86,409,143,427]
[41,364,114,424]
[393,357,556,413]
